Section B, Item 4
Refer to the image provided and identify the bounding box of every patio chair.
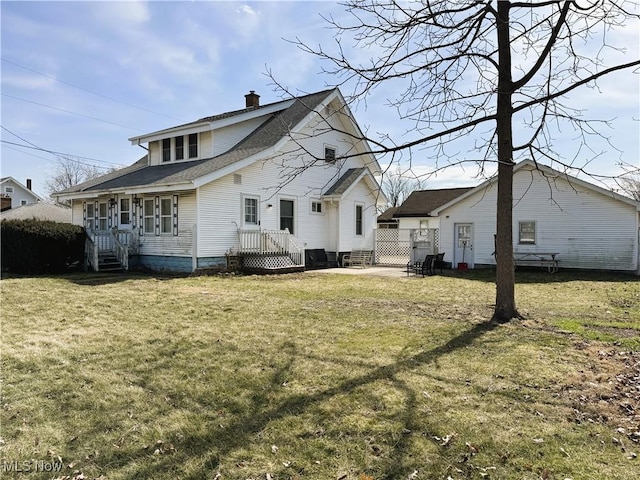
[407,254,435,277]
[433,252,445,274]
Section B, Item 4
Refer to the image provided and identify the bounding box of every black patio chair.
[433,252,445,274]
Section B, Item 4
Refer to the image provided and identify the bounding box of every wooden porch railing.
[237,229,304,267]
[85,235,99,271]
[111,230,129,271]
[86,229,138,271]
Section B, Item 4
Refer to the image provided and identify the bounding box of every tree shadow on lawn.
[121,319,504,479]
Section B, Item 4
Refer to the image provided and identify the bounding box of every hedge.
[1,219,85,274]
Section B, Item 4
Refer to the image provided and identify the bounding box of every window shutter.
[173,195,179,236]
[82,202,87,228]
[139,199,144,236]
[94,201,99,228]
[154,196,160,236]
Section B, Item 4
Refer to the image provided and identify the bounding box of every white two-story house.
[55,88,385,273]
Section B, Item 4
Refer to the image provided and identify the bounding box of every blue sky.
[1,1,639,199]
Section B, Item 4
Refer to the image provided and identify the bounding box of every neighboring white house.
[0,177,43,210]
[55,89,386,273]
[428,160,640,273]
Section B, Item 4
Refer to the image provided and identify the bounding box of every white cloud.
[90,0,150,25]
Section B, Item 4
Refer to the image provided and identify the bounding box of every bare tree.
[616,172,640,201]
[46,157,105,203]
[278,0,639,322]
[382,166,421,208]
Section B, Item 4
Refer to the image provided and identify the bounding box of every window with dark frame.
[188,133,198,158]
[162,138,171,162]
[175,136,184,160]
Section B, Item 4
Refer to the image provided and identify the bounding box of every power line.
[1,93,147,132]
[1,57,186,122]
[1,125,127,169]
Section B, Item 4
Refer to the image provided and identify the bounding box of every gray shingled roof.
[323,167,367,196]
[394,187,474,217]
[377,206,399,222]
[57,89,336,195]
[0,203,72,223]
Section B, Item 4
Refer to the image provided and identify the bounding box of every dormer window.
[324,146,336,163]
[175,136,184,160]
[162,139,171,162]
[160,134,198,163]
[189,133,198,158]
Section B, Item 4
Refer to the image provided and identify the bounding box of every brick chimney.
[245,90,260,109]
[26,178,32,190]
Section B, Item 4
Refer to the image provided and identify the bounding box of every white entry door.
[454,223,474,268]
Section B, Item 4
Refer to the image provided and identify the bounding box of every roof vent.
[245,90,260,109]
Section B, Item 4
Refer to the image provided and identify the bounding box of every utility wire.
[1,93,146,132]
[1,125,127,169]
[1,57,186,122]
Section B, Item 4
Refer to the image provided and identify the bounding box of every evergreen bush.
[1,219,85,273]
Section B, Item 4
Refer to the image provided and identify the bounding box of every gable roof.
[323,167,367,196]
[377,206,399,223]
[430,159,640,215]
[0,176,44,202]
[394,187,473,217]
[56,88,377,198]
[322,167,387,204]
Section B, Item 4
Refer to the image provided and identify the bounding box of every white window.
[143,199,155,234]
[160,198,172,234]
[244,196,259,226]
[120,198,130,225]
[5,187,13,194]
[355,204,363,236]
[311,200,322,214]
[20,200,27,206]
[519,221,536,244]
[86,203,95,231]
[98,202,108,230]
[324,145,336,163]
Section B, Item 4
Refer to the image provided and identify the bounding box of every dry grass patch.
[1,270,638,479]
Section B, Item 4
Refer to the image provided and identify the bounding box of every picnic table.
[514,252,559,273]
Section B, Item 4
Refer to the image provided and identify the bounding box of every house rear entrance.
[454,223,474,268]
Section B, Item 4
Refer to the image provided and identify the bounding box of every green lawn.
[1,270,638,479]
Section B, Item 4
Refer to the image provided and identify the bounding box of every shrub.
[1,219,85,274]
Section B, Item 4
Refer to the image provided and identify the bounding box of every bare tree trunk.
[493,1,519,322]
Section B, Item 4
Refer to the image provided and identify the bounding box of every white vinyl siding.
[196,116,379,256]
[438,166,639,271]
[137,192,196,257]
